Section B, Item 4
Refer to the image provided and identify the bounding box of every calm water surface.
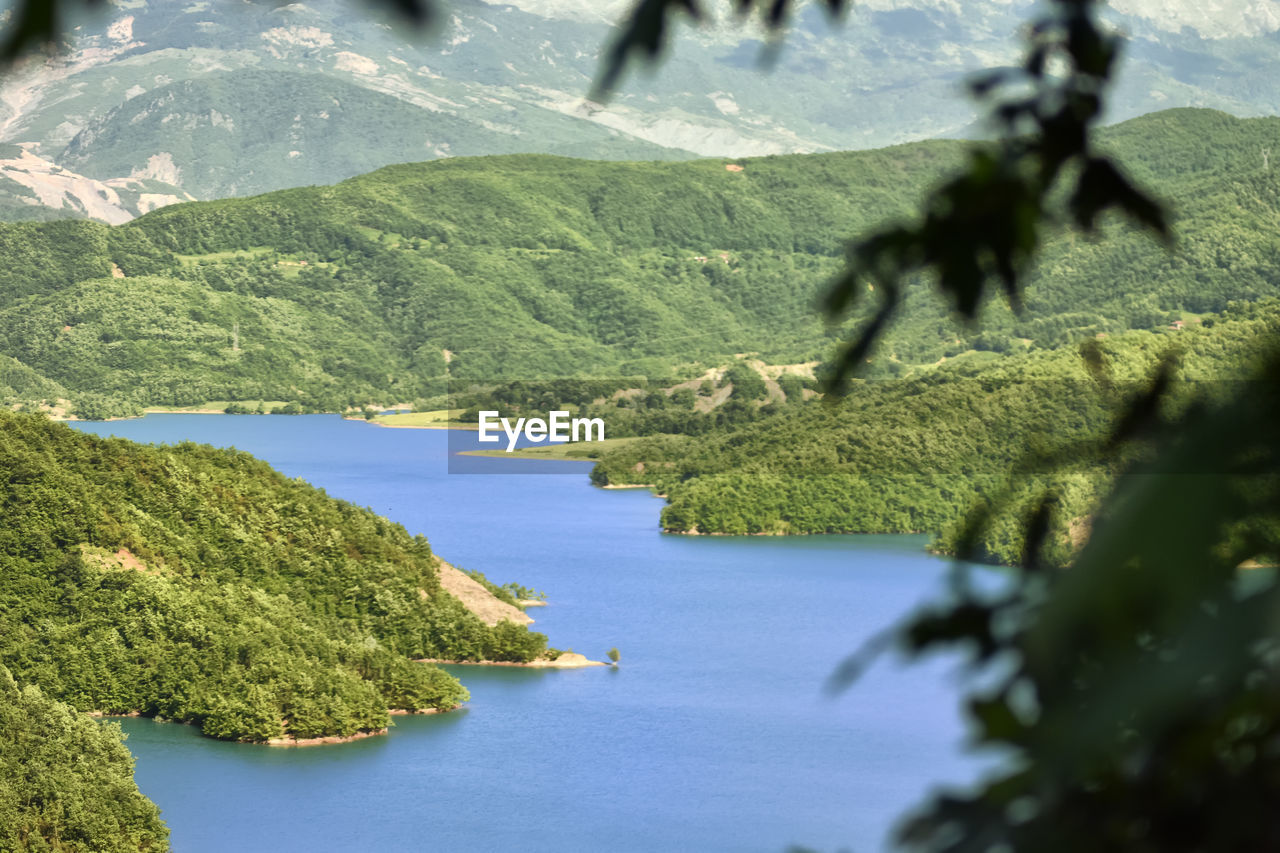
[72,415,983,852]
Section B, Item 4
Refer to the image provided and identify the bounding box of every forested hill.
[0,108,1276,418]
[0,408,554,847]
[0,409,551,748]
[589,300,1280,564]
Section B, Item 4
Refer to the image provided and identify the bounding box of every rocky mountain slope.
[0,0,1275,220]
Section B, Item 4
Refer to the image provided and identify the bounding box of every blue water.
[72,415,982,852]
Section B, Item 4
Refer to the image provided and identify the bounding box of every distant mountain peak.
[1110,0,1280,39]
[0,0,1272,223]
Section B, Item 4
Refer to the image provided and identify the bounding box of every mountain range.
[0,0,1277,221]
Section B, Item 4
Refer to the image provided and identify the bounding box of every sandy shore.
[600,483,667,497]
[358,409,476,430]
[418,652,606,669]
[388,704,464,716]
[267,728,389,747]
[363,419,475,430]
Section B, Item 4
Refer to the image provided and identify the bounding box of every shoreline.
[597,483,667,498]
[87,703,466,746]
[662,526,928,537]
[419,652,606,669]
[43,404,470,425]
[362,419,476,431]
[363,409,476,431]
[45,400,297,421]
[387,704,463,715]
[267,728,388,747]
[458,448,594,460]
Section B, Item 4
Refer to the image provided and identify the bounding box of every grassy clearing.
[143,401,291,414]
[368,409,473,429]
[460,435,646,460]
[174,247,273,265]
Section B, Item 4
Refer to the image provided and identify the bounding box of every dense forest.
[0,410,550,748]
[588,301,1280,564]
[0,666,168,851]
[0,108,1276,417]
[0,366,560,848]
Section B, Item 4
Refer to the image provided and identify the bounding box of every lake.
[71,414,982,852]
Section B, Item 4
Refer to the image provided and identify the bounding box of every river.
[71,414,982,852]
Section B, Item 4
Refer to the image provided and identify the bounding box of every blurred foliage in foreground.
[833,340,1280,852]
[613,1,1280,849]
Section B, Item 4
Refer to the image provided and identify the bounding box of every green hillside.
[0,108,1275,420]
[0,136,959,415]
[589,300,1280,563]
[0,409,550,746]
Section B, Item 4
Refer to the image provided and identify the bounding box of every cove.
[71,414,983,852]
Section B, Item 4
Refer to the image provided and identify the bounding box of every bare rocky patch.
[430,559,533,627]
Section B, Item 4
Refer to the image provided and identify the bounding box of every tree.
[724,362,767,401]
